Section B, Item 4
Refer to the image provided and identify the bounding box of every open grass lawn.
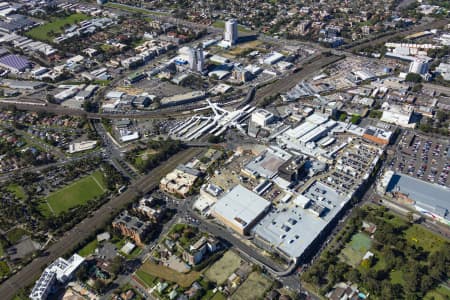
[7,184,26,200]
[404,224,449,253]
[6,228,29,244]
[40,170,107,216]
[78,239,98,257]
[134,149,159,169]
[26,13,90,42]
[231,272,272,300]
[138,261,201,288]
[425,284,450,300]
[0,261,10,277]
[135,269,157,288]
[225,40,264,58]
[390,269,405,285]
[211,293,227,300]
[127,247,142,258]
[339,233,372,267]
[205,250,241,285]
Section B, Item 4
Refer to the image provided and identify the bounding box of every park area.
[205,250,241,285]
[40,170,107,216]
[339,232,372,267]
[302,205,450,299]
[425,284,450,300]
[26,13,90,42]
[230,272,272,300]
[136,261,201,288]
[404,224,448,253]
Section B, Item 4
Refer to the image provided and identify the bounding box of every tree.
[208,134,224,144]
[405,73,422,83]
[339,112,347,121]
[411,83,423,92]
[350,114,361,124]
[345,268,361,283]
[420,275,434,292]
[360,256,373,269]
[83,100,98,112]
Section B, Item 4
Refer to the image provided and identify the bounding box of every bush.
[350,114,361,124]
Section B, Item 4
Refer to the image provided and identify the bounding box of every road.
[0,151,102,182]
[0,147,203,300]
[345,18,449,52]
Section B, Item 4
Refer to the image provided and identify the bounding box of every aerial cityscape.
[0,0,448,299]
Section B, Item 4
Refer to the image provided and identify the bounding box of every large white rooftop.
[253,181,348,259]
[212,185,271,231]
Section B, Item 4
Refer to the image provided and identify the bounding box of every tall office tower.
[224,19,238,46]
[188,45,204,73]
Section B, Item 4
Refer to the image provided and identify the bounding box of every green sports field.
[41,170,107,216]
[26,13,90,42]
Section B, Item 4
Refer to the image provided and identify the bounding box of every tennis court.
[339,233,372,267]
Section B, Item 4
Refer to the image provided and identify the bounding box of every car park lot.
[393,131,450,187]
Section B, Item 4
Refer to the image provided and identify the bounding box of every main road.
[0,147,203,300]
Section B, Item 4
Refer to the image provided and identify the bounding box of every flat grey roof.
[387,173,450,220]
[244,148,291,179]
[212,184,271,230]
[252,181,347,258]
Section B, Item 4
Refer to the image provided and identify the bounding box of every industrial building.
[382,172,450,226]
[252,181,348,260]
[0,54,30,73]
[30,254,85,300]
[223,19,238,47]
[212,185,271,235]
[262,52,285,65]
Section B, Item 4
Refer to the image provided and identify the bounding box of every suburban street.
[0,147,203,300]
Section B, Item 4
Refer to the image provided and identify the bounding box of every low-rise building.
[160,91,206,107]
[68,140,97,153]
[212,185,271,235]
[182,236,219,265]
[160,164,202,198]
[380,102,415,128]
[362,126,393,145]
[251,109,275,127]
[133,196,165,222]
[112,211,152,246]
